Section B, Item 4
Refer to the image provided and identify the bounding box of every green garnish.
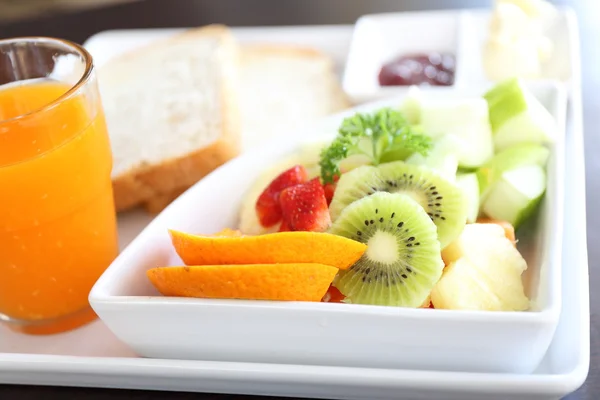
[319,108,432,183]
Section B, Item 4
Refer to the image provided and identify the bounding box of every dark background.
[0,0,596,399]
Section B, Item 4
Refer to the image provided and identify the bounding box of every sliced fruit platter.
[145,77,558,313]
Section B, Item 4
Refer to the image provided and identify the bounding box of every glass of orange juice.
[0,37,118,335]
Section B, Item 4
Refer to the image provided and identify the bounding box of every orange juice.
[0,79,118,334]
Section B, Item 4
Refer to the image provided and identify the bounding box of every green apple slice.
[432,223,529,311]
[481,164,546,228]
[477,143,549,202]
[419,97,494,168]
[399,85,422,124]
[405,134,460,182]
[455,173,480,223]
[339,154,372,174]
[484,78,558,151]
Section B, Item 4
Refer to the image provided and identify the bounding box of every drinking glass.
[0,37,118,335]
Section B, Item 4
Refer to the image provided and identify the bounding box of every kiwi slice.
[329,191,444,307]
[329,165,388,221]
[330,161,468,248]
[378,161,468,248]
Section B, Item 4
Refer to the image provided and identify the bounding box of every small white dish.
[343,8,576,103]
[455,8,574,87]
[89,83,566,375]
[342,10,460,103]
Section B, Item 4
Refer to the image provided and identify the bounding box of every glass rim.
[0,36,94,124]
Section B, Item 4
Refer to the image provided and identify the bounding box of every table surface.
[0,0,596,399]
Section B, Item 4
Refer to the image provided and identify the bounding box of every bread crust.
[240,44,352,110]
[109,25,242,212]
[242,44,336,60]
[143,186,188,214]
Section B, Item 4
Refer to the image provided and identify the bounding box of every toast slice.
[97,25,241,212]
[142,44,351,213]
[238,44,351,150]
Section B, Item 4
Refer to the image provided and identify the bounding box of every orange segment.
[213,228,244,237]
[147,263,338,302]
[476,218,516,246]
[169,230,367,270]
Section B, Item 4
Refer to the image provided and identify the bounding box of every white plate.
[0,16,589,400]
[343,8,575,103]
[89,83,566,375]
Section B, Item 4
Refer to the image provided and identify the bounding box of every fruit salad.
[148,77,557,313]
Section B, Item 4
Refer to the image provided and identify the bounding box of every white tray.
[0,13,590,400]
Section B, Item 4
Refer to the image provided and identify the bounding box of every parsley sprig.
[319,108,432,183]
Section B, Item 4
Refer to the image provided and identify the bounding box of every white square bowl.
[89,82,566,374]
[342,10,460,103]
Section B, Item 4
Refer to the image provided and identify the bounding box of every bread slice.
[238,44,351,150]
[142,44,351,213]
[144,186,187,214]
[97,24,241,212]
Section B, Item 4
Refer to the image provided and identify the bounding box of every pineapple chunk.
[432,224,530,311]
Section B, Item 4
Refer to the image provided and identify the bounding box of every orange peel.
[147,263,338,302]
[169,230,366,270]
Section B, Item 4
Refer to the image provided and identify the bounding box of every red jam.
[378,52,456,87]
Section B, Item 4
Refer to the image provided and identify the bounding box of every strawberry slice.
[256,165,308,227]
[322,285,345,303]
[278,220,291,232]
[323,174,340,206]
[323,183,336,206]
[279,178,331,232]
